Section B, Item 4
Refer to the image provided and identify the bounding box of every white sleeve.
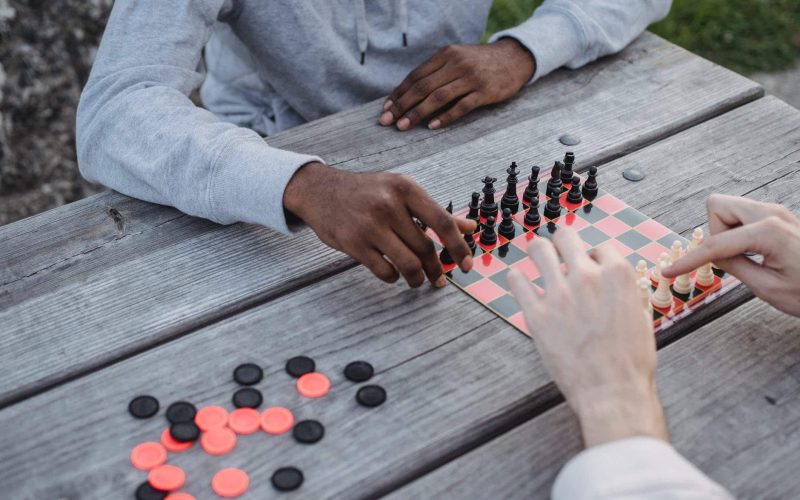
[488,0,672,82]
[552,437,734,500]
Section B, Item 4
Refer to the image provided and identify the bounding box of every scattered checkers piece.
[232,387,263,409]
[285,356,315,378]
[261,407,294,435]
[165,402,196,424]
[201,427,237,456]
[195,406,228,431]
[292,420,324,444]
[129,395,159,419]
[296,372,330,398]
[161,428,192,453]
[233,363,263,386]
[622,168,646,182]
[131,442,167,471]
[170,422,200,443]
[212,468,250,498]
[356,385,386,407]
[165,493,195,500]
[271,467,304,492]
[228,408,261,435]
[148,464,185,492]
[136,481,167,500]
[344,361,374,383]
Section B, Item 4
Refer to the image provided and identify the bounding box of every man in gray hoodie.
[77,0,671,288]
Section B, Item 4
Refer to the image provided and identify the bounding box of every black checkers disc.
[622,168,646,182]
[170,422,200,442]
[165,401,196,424]
[128,395,159,419]
[233,387,263,408]
[344,361,374,383]
[285,356,315,378]
[271,467,304,492]
[135,481,167,500]
[233,363,263,386]
[356,385,386,407]
[292,420,324,444]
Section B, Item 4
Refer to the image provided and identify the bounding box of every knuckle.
[430,87,451,106]
[392,174,415,195]
[411,80,430,96]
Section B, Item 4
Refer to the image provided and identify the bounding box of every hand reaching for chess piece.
[664,194,800,317]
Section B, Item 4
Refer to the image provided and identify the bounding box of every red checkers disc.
[131,442,167,471]
[296,372,331,398]
[260,407,294,435]
[201,427,237,456]
[212,468,249,498]
[228,408,261,435]
[195,406,228,431]
[161,428,192,453]
[165,493,195,500]
[148,464,185,492]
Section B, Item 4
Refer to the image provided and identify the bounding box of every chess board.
[427,169,740,336]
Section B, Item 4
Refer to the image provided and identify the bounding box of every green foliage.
[486,0,800,74]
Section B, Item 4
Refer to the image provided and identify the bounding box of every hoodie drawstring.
[354,0,408,65]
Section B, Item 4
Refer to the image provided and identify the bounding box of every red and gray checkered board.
[427,171,739,336]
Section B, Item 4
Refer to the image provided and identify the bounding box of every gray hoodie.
[77,0,671,234]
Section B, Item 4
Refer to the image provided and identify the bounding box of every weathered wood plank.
[0,98,798,499]
[390,299,800,500]
[0,36,764,407]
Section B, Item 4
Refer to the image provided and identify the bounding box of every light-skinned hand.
[663,194,800,317]
[506,228,668,448]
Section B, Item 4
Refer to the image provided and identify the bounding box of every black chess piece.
[582,166,599,200]
[439,201,455,264]
[546,161,563,198]
[522,166,540,204]
[480,216,498,246]
[524,198,541,227]
[498,208,515,240]
[561,152,575,184]
[465,192,481,233]
[543,186,562,219]
[567,175,583,204]
[479,176,498,219]
[500,162,520,214]
[464,231,477,255]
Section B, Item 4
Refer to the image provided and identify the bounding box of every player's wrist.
[492,38,536,85]
[283,161,335,221]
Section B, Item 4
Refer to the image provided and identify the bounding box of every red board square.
[465,279,507,304]
[510,232,536,251]
[511,257,540,281]
[597,238,634,257]
[557,212,590,231]
[594,216,631,238]
[638,241,671,264]
[508,312,531,336]
[635,219,672,240]
[591,194,627,214]
[471,252,507,277]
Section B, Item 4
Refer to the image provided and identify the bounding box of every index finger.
[663,223,761,277]
[387,53,447,105]
[707,194,787,234]
[406,189,475,272]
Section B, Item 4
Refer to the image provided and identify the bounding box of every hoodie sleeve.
[552,437,734,500]
[488,0,672,82]
[76,0,322,234]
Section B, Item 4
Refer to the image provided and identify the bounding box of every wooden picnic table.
[1,33,799,499]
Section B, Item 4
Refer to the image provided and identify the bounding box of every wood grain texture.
[0,98,798,499]
[390,299,800,500]
[0,36,764,407]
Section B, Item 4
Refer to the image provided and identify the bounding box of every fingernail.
[433,275,447,288]
[380,111,393,125]
[383,100,393,111]
[462,255,473,271]
[397,117,410,130]
[428,119,441,130]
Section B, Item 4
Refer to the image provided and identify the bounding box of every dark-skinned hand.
[379,38,535,131]
[284,162,476,288]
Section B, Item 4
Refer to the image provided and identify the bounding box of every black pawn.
[480,216,498,246]
[524,198,541,227]
[439,202,455,264]
[464,232,477,254]
[582,166,599,199]
[498,208,515,240]
[522,166,540,204]
[466,192,481,230]
[561,152,575,183]
[500,162,520,214]
[479,176,498,219]
[546,161,563,198]
[567,175,583,204]
[543,186,562,219]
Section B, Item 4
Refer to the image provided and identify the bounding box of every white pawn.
[672,246,693,295]
[652,252,670,282]
[636,259,648,280]
[696,261,715,287]
[670,240,682,264]
[689,227,703,252]
[651,261,674,310]
[638,277,653,316]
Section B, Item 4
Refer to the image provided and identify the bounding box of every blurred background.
[0,0,798,226]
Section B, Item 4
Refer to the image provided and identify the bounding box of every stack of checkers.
[127,356,387,499]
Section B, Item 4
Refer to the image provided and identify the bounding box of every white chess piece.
[638,277,653,315]
[670,240,682,264]
[689,227,703,252]
[695,261,715,287]
[672,246,693,295]
[651,261,674,309]
[652,252,670,282]
[636,260,648,281]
